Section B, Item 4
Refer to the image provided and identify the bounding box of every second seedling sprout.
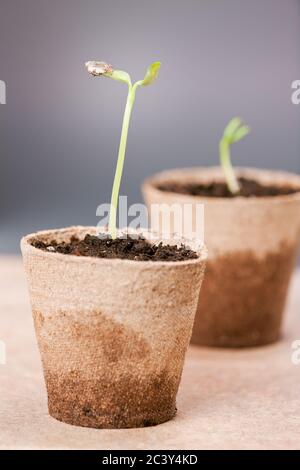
[219,117,250,194]
[85,60,161,239]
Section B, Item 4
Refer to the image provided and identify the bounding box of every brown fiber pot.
[142,167,300,348]
[21,226,207,428]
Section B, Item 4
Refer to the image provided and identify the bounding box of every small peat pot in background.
[21,226,207,428]
[143,118,300,348]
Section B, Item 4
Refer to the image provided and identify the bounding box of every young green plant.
[85,60,161,239]
[219,117,250,194]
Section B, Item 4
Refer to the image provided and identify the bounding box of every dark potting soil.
[156,177,300,198]
[31,234,198,262]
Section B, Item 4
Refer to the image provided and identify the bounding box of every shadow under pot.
[142,167,300,348]
[21,226,207,428]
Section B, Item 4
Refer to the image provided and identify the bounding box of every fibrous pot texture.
[21,226,207,428]
[142,167,300,347]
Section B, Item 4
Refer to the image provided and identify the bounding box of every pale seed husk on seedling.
[85,60,161,239]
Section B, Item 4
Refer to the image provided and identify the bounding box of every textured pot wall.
[143,168,300,347]
[21,226,207,428]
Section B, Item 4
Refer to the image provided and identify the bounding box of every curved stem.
[219,140,240,194]
[108,85,136,238]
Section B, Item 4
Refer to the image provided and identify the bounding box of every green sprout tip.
[85,60,161,238]
[219,117,250,194]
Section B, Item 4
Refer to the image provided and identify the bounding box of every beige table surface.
[0,255,299,450]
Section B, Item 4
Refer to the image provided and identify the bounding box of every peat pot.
[143,167,300,348]
[21,226,207,428]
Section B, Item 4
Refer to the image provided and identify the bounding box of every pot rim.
[20,225,207,267]
[142,166,300,205]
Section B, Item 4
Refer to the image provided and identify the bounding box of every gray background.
[1,0,300,253]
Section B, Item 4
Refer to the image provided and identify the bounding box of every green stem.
[108,85,136,238]
[219,140,240,194]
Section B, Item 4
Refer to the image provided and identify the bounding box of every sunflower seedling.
[85,60,161,239]
[219,117,250,194]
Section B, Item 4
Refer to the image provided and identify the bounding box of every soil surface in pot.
[31,234,198,262]
[156,177,300,198]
